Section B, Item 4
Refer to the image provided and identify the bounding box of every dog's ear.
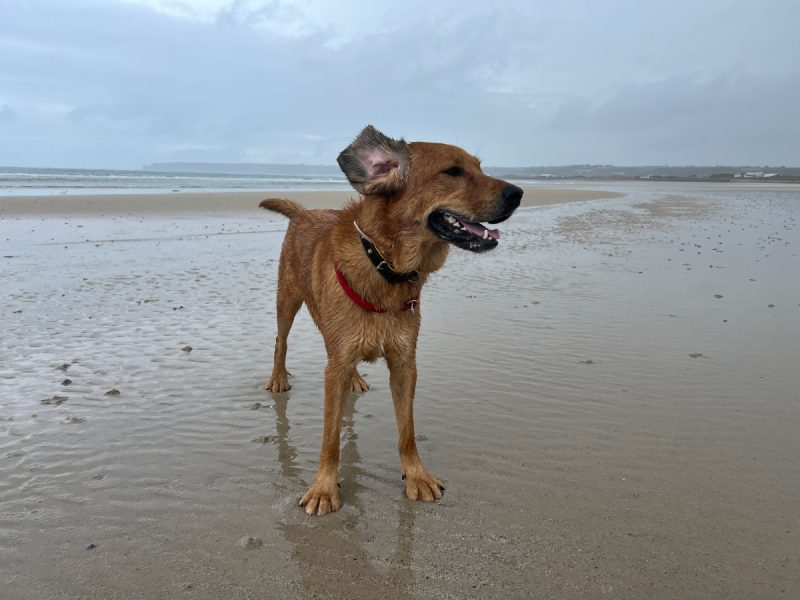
[337,125,410,196]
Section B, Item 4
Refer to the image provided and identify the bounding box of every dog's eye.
[443,166,464,177]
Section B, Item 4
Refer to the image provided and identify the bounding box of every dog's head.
[338,125,522,254]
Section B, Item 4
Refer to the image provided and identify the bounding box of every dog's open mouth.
[427,210,500,252]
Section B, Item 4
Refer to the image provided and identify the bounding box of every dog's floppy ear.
[337,125,410,196]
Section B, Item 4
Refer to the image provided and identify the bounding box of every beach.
[1,182,798,599]
[0,186,621,217]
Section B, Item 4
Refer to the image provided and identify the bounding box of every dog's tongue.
[462,220,500,240]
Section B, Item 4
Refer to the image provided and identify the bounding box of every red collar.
[334,266,418,314]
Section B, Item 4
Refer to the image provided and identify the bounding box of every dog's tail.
[259,198,305,219]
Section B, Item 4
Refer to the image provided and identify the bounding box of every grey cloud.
[0,0,798,168]
[216,0,321,36]
[542,69,800,163]
[549,71,751,132]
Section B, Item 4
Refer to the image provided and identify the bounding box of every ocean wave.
[0,167,351,195]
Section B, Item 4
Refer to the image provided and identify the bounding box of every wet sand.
[1,183,798,599]
[0,186,621,217]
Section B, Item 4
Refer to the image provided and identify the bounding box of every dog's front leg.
[299,360,351,516]
[386,349,444,502]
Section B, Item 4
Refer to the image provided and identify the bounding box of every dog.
[260,125,522,516]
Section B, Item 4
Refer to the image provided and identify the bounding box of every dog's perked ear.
[337,125,410,196]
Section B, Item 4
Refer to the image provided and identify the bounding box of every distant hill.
[486,164,800,181]
[142,162,800,182]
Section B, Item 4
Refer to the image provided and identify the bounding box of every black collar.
[354,222,419,284]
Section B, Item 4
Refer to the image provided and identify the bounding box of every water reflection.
[273,391,416,598]
[271,392,301,483]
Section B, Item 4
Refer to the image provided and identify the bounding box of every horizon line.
[2,162,799,171]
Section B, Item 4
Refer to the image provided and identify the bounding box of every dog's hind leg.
[350,371,370,392]
[265,278,302,393]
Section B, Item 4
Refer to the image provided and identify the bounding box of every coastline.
[0,187,621,217]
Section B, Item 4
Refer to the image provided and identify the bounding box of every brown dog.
[260,126,522,515]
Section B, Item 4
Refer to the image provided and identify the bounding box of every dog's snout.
[502,184,523,211]
[487,183,523,224]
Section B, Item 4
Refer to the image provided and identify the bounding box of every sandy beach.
[0,186,621,217]
[1,182,798,599]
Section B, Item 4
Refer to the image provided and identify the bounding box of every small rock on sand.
[41,395,67,405]
[238,536,264,549]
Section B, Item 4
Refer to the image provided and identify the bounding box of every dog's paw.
[402,466,444,502]
[265,372,290,392]
[299,482,342,516]
[351,372,370,392]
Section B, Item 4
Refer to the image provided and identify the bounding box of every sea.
[0,166,353,196]
[0,165,552,196]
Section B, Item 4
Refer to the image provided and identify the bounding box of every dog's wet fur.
[261,126,522,515]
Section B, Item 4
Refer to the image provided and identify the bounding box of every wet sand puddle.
[1,185,798,598]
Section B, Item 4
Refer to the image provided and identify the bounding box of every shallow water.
[1,184,799,599]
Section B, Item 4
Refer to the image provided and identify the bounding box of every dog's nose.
[488,184,523,224]
[501,184,523,211]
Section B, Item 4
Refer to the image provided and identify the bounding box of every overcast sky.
[1,0,799,168]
